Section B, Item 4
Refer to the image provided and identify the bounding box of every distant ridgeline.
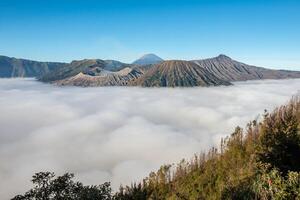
[0,55,66,78]
[13,97,300,199]
[1,54,300,87]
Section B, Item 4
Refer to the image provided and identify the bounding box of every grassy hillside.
[116,97,300,200]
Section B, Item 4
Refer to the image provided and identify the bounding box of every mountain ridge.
[34,55,300,87]
[192,54,300,81]
[1,54,300,87]
[0,55,66,78]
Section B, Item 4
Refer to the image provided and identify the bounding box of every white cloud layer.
[0,78,300,199]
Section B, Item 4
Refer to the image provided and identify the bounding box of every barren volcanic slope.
[131,60,231,87]
[56,67,144,87]
[0,55,66,78]
[40,59,144,86]
[193,54,300,81]
[40,59,107,82]
[34,54,300,87]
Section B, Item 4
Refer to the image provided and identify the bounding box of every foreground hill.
[13,97,300,199]
[0,55,65,78]
[193,54,300,82]
[131,60,231,87]
[113,96,300,199]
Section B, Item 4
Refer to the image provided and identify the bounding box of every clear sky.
[0,0,299,69]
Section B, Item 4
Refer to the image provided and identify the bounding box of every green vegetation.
[12,172,112,200]
[13,97,300,199]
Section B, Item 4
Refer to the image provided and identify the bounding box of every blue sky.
[0,0,299,69]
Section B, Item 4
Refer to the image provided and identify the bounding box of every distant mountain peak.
[139,53,160,59]
[132,53,163,65]
[216,54,231,60]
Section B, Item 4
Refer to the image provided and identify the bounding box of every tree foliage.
[115,97,300,199]
[12,172,112,200]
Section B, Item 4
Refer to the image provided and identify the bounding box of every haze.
[0,78,300,199]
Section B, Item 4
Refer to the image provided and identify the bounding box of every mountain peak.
[139,53,160,59]
[132,53,163,65]
[216,54,232,60]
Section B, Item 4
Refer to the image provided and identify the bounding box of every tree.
[11,172,112,200]
[254,167,300,200]
[256,103,300,174]
[114,183,148,200]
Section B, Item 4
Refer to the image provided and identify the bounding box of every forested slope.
[116,97,300,200]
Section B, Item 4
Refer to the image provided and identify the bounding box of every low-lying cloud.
[0,78,300,199]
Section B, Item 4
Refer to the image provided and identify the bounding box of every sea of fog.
[0,78,300,199]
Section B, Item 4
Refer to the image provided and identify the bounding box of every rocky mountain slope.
[40,59,107,82]
[103,60,128,71]
[41,55,300,87]
[131,60,231,87]
[132,53,164,65]
[193,54,300,81]
[2,54,300,87]
[0,55,65,78]
[0,56,129,79]
[39,59,131,82]
[55,67,143,87]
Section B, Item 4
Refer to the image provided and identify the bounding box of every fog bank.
[0,78,299,199]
